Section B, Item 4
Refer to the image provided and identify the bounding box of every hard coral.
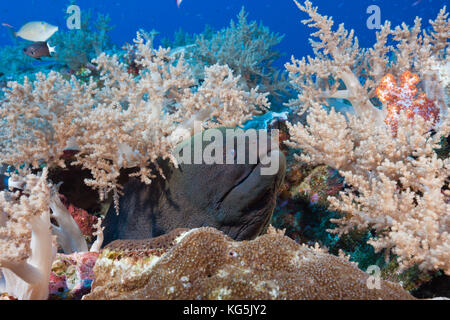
[84,227,414,300]
[377,71,440,134]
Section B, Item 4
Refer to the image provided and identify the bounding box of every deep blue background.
[0,0,447,67]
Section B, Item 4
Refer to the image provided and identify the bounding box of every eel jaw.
[216,149,286,240]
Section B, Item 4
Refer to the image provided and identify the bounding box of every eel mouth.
[215,162,259,208]
[223,149,285,203]
[216,149,286,240]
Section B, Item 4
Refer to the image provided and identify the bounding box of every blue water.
[0,0,447,69]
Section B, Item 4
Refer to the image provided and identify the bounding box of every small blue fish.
[176,0,182,8]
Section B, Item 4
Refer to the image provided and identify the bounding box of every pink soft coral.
[376,71,440,134]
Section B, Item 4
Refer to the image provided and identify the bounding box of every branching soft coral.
[0,170,105,300]
[0,31,269,210]
[286,0,448,122]
[0,72,98,169]
[288,103,449,275]
[192,7,289,102]
[286,1,449,275]
[49,187,88,254]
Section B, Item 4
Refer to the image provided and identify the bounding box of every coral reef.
[283,165,344,206]
[84,227,414,300]
[286,1,448,119]
[0,43,65,88]
[285,0,449,275]
[0,0,448,301]
[0,9,112,85]
[0,43,36,78]
[271,158,386,271]
[0,168,105,299]
[193,8,287,98]
[101,127,286,245]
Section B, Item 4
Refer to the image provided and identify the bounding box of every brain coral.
[84,227,414,300]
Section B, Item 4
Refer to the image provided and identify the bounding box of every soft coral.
[376,71,440,135]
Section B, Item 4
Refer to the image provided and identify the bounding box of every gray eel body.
[102,128,286,246]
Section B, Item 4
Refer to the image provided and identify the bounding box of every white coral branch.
[0,168,56,299]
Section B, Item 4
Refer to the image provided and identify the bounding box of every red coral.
[376,71,439,134]
[59,195,98,239]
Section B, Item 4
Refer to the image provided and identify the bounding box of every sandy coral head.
[84,227,414,300]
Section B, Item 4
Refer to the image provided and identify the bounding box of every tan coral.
[84,227,414,300]
[0,72,97,170]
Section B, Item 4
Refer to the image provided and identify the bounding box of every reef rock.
[84,227,414,300]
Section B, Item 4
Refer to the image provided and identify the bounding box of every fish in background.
[176,0,183,8]
[2,21,58,42]
[23,41,56,59]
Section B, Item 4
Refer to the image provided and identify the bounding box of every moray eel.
[102,128,286,246]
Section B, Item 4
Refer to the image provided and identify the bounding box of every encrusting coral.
[84,227,414,300]
[0,31,269,210]
[286,0,449,274]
